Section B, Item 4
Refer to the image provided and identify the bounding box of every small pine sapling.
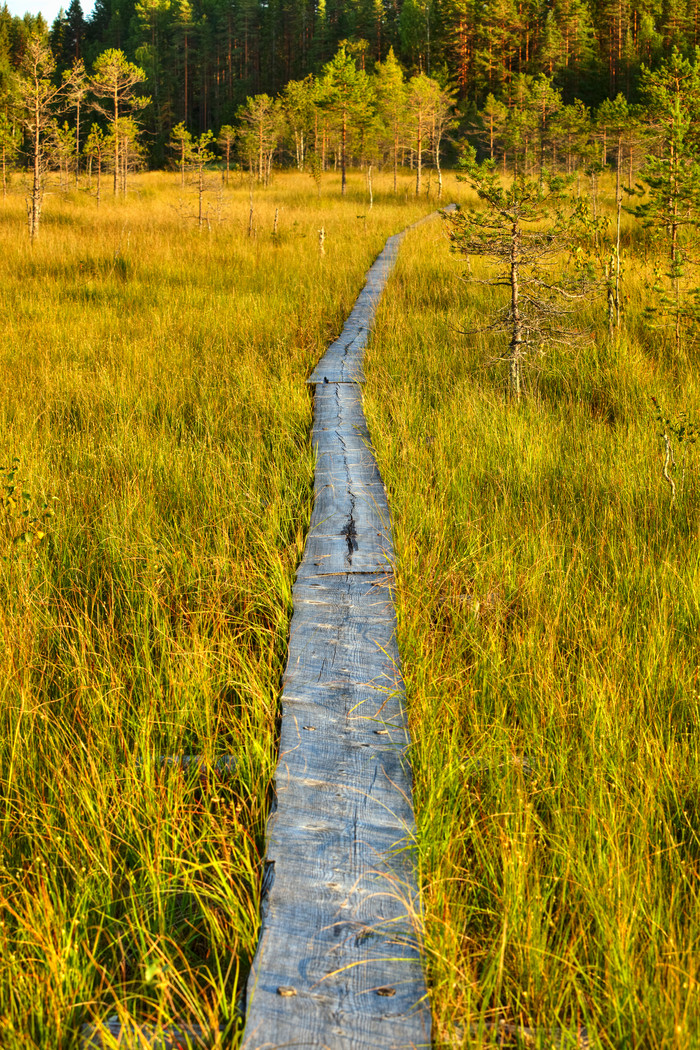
[446,146,596,399]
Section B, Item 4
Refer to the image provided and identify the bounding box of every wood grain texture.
[242,580,430,1050]
[242,219,446,1050]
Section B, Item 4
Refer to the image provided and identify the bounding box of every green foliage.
[320,46,375,194]
[636,49,700,353]
[0,458,55,551]
[651,395,698,500]
[447,147,595,396]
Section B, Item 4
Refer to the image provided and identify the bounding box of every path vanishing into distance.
[241,210,452,1050]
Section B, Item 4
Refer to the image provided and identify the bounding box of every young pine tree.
[637,49,700,355]
[91,49,148,196]
[374,48,406,193]
[15,36,68,240]
[320,46,374,196]
[169,120,192,186]
[446,147,594,399]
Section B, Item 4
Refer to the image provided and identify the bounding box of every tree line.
[1,0,700,151]
[5,37,459,237]
[4,24,700,210]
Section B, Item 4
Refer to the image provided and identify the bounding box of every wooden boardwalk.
[241,216,447,1050]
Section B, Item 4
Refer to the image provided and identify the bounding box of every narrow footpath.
[242,213,449,1050]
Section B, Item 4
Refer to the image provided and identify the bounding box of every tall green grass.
[0,170,448,1048]
[365,182,700,1049]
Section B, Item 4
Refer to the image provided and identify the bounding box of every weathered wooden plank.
[243,579,429,1050]
[313,425,371,458]
[313,387,368,432]
[307,216,451,386]
[292,576,396,626]
[243,220,436,1050]
[306,385,394,576]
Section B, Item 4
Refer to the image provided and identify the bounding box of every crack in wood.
[341,493,359,561]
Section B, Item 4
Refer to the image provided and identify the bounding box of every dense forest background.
[1,0,700,168]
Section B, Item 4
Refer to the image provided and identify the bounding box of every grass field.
[364,177,700,1048]
[0,169,451,1048]
[2,164,697,1050]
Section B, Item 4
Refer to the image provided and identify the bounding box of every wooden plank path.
[242,212,451,1050]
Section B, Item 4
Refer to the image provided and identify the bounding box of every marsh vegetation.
[0,170,446,1048]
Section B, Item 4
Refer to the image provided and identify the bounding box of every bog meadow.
[1,3,700,1048]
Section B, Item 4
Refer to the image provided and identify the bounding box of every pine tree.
[479,93,509,163]
[550,98,591,175]
[406,72,435,195]
[84,121,106,203]
[63,58,88,184]
[50,119,75,190]
[217,124,236,183]
[236,93,282,184]
[638,48,700,353]
[447,146,593,397]
[169,120,192,185]
[65,0,86,60]
[320,46,374,195]
[280,75,316,171]
[15,36,68,239]
[134,0,169,137]
[597,93,636,327]
[91,48,148,196]
[375,47,406,191]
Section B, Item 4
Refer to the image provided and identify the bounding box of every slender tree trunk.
[615,130,622,329]
[341,106,347,195]
[248,169,254,236]
[415,103,422,196]
[509,221,522,399]
[184,32,189,124]
[435,132,443,200]
[75,99,80,185]
[30,97,41,240]
[113,86,119,195]
[606,258,615,335]
[367,163,373,209]
[393,120,398,192]
[198,165,204,228]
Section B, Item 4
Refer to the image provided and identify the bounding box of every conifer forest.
[2,0,700,171]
